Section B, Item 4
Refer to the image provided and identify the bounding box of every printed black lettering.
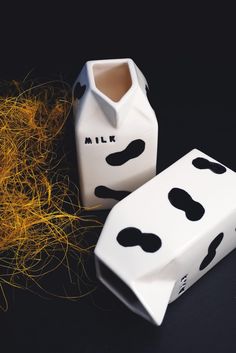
[85,137,92,144]
[110,136,116,142]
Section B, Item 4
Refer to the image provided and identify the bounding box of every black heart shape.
[74,82,86,100]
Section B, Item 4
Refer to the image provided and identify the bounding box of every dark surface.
[1,5,236,353]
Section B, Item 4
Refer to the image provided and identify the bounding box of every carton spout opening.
[93,62,132,102]
[95,257,154,323]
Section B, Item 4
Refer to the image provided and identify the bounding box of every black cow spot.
[95,185,130,201]
[74,82,86,100]
[199,232,224,271]
[192,157,226,174]
[106,139,145,166]
[168,188,205,221]
[117,227,162,253]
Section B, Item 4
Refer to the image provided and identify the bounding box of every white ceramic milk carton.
[73,58,158,209]
[95,149,236,325]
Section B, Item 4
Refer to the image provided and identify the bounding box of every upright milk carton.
[73,58,158,209]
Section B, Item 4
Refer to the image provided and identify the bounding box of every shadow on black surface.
[1,247,236,353]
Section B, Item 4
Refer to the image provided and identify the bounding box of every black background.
[1,4,236,353]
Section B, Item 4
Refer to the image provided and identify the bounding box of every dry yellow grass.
[0,81,100,309]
